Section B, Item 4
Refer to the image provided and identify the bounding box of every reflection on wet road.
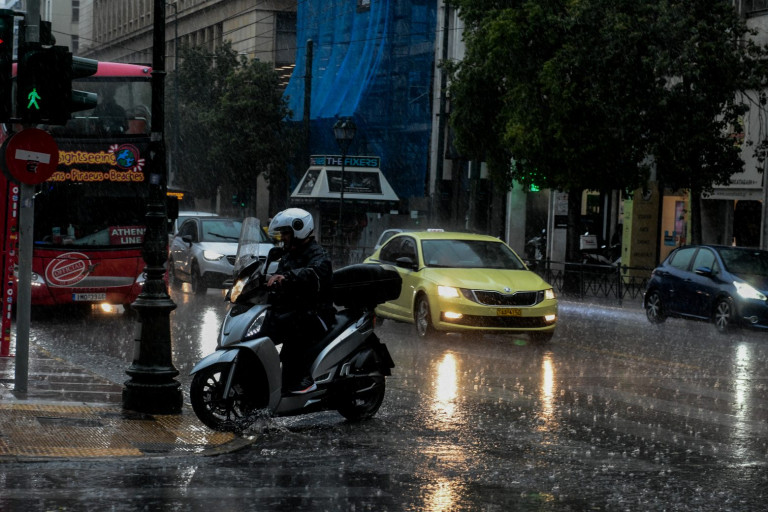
[15,293,768,511]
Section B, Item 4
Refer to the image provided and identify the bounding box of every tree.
[446,0,768,258]
[168,43,296,213]
[169,44,238,206]
[207,57,295,213]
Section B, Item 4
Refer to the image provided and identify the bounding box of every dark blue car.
[644,245,768,333]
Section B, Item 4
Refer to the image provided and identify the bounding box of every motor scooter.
[525,229,547,263]
[189,218,401,432]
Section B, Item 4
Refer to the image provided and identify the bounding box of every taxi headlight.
[735,281,766,301]
[438,286,460,298]
[536,288,555,303]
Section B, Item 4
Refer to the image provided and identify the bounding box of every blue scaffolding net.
[283,0,437,203]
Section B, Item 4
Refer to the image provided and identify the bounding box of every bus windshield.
[28,72,153,248]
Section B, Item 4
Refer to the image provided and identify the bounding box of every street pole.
[332,118,356,267]
[172,1,179,187]
[12,0,42,394]
[123,0,182,414]
[337,148,346,265]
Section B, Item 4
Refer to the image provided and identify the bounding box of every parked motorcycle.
[525,229,547,262]
[189,217,401,432]
[580,232,621,267]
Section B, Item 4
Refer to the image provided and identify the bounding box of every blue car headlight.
[735,281,767,301]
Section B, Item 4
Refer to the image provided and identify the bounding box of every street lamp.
[333,117,356,265]
[122,0,182,414]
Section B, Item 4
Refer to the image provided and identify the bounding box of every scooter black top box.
[332,263,402,308]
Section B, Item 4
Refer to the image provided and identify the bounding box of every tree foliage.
[168,43,294,208]
[447,0,768,202]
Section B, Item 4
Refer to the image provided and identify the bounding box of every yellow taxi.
[364,230,557,342]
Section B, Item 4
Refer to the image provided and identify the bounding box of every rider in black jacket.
[266,208,334,394]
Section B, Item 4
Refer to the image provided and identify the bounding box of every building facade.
[72,0,296,221]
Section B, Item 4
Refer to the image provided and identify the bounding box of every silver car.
[168,217,273,294]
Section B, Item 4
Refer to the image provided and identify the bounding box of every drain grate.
[36,416,104,428]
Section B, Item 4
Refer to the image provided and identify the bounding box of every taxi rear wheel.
[414,295,437,338]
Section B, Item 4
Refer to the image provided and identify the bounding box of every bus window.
[46,79,152,138]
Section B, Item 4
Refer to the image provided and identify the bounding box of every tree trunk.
[567,188,583,262]
[689,188,701,245]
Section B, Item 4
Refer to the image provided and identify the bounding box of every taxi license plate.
[73,293,106,301]
[497,308,521,316]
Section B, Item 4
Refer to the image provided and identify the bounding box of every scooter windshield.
[233,217,265,278]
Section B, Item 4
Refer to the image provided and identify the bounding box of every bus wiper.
[208,232,239,240]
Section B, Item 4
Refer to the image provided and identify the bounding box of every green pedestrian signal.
[26,88,40,110]
[16,43,98,125]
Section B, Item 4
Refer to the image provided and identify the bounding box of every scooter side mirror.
[267,246,284,263]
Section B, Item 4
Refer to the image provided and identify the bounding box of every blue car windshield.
[421,240,526,269]
[718,247,768,276]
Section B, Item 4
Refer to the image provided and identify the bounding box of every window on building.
[741,0,768,14]
[275,12,296,66]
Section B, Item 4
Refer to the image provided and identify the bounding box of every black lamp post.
[122,0,183,414]
[333,117,356,265]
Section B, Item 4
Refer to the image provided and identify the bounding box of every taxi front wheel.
[414,295,437,338]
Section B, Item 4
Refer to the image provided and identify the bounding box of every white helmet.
[268,208,314,240]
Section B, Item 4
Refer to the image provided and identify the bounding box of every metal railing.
[528,260,653,306]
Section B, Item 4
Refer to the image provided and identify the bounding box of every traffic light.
[0,10,14,122]
[16,43,98,125]
[231,193,247,208]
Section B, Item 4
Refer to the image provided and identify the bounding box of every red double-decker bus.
[1,61,155,313]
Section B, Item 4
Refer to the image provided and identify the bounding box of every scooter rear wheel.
[190,363,263,431]
[337,376,386,422]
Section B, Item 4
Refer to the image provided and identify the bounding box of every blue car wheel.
[645,290,666,324]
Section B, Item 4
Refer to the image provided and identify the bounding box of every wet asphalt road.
[2,288,767,511]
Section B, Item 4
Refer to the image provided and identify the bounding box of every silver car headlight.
[203,250,225,261]
[245,310,268,339]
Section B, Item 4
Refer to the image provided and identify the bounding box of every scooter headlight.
[230,276,249,302]
[244,309,268,339]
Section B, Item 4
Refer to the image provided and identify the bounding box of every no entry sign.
[2,128,59,185]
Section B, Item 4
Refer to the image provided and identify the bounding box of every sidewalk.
[0,345,254,462]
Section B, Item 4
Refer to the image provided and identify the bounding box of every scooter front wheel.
[337,376,386,422]
[190,363,262,431]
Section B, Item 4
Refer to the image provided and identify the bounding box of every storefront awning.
[290,155,399,211]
